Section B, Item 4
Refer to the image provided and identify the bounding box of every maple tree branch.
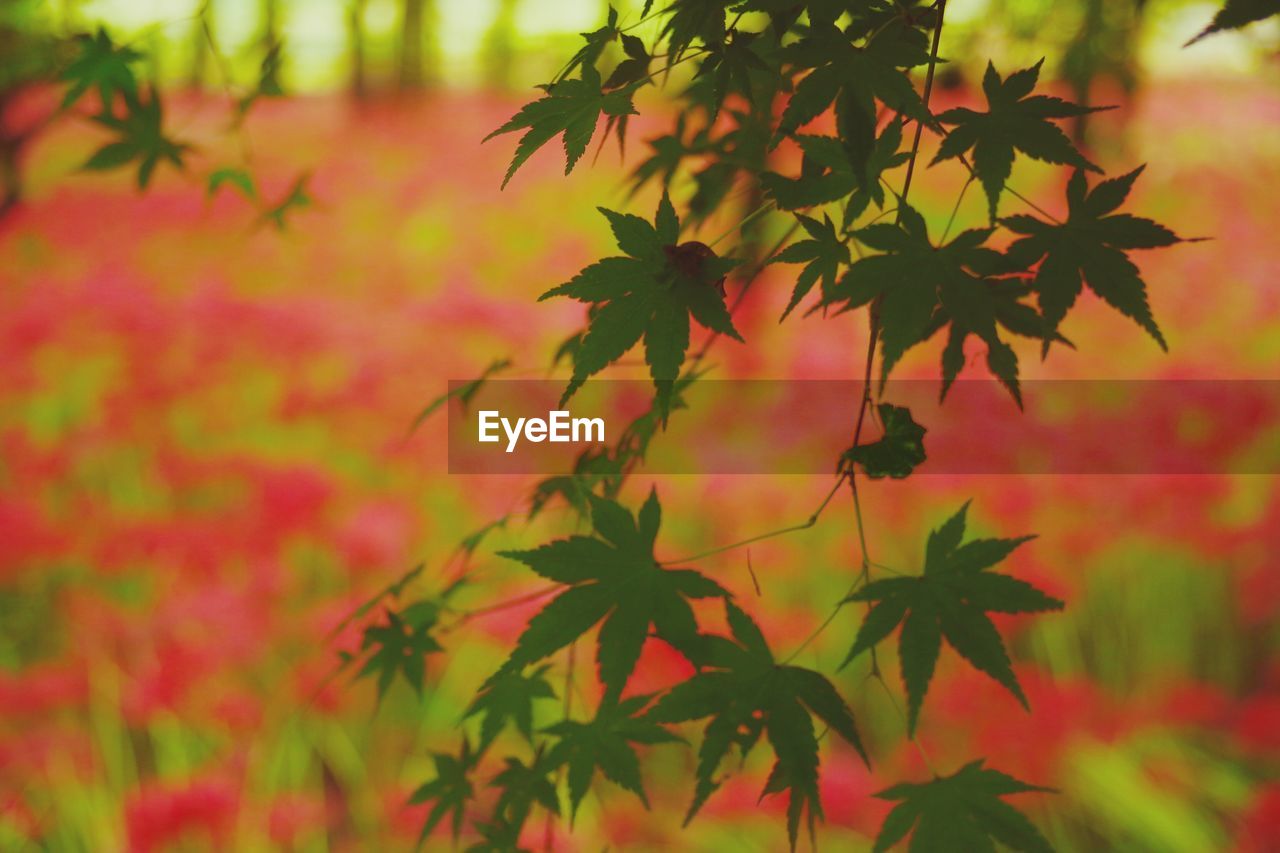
[899,0,948,205]
[657,475,845,566]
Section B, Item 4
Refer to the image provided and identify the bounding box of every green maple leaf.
[465,819,529,853]
[408,737,477,845]
[649,599,869,851]
[933,60,1102,219]
[762,119,910,214]
[770,213,849,319]
[843,403,926,479]
[356,604,444,701]
[258,173,312,231]
[486,749,560,835]
[544,693,683,819]
[236,43,285,119]
[841,502,1062,735]
[1186,0,1280,45]
[541,195,742,410]
[84,90,189,189]
[873,761,1055,852]
[1002,167,1184,355]
[409,357,511,435]
[555,6,619,83]
[61,27,141,110]
[207,167,256,201]
[485,63,637,189]
[493,488,729,699]
[820,204,1034,403]
[464,666,557,752]
[695,29,770,115]
[776,21,932,141]
[660,0,730,64]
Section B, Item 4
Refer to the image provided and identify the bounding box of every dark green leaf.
[649,599,867,850]
[207,167,257,201]
[1002,167,1183,353]
[408,358,511,435]
[771,213,849,319]
[465,667,556,752]
[357,606,444,701]
[842,403,926,479]
[493,491,727,698]
[61,28,140,110]
[545,694,682,819]
[486,64,637,188]
[934,60,1102,219]
[409,738,477,845]
[844,505,1061,733]
[822,204,1033,402]
[873,760,1054,852]
[1186,0,1280,45]
[542,199,741,405]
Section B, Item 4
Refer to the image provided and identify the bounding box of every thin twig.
[659,475,845,566]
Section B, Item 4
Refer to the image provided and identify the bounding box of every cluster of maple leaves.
[361,0,1280,849]
[374,1,1264,850]
[41,0,1272,850]
[60,26,310,228]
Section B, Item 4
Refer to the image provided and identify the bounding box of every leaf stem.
[707,199,775,249]
[940,174,974,242]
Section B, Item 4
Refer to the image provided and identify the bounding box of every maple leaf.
[776,21,932,141]
[206,167,256,201]
[485,63,637,189]
[486,749,560,835]
[649,599,868,851]
[465,819,530,853]
[544,693,683,819]
[84,89,189,189]
[1186,0,1280,45]
[1002,167,1184,354]
[409,357,511,435]
[660,0,730,64]
[408,737,477,845]
[820,204,1036,403]
[841,502,1062,734]
[464,666,556,752]
[933,60,1102,219]
[873,761,1055,852]
[762,120,910,214]
[492,489,729,699]
[541,195,742,410]
[843,403,926,479]
[356,604,444,701]
[555,6,620,83]
[695,29,771,115]
[770,213,849,319]
[258,173,313,231]
[61,27,141,110]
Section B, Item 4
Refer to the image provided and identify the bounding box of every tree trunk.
[188,6,210,91]
[348,0,368,99]
[481,0,520,90]
[0,132,22,220]
[260,0,281,92]
[398,0,425,91]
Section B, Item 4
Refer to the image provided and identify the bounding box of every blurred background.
[1,1,1277,850]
